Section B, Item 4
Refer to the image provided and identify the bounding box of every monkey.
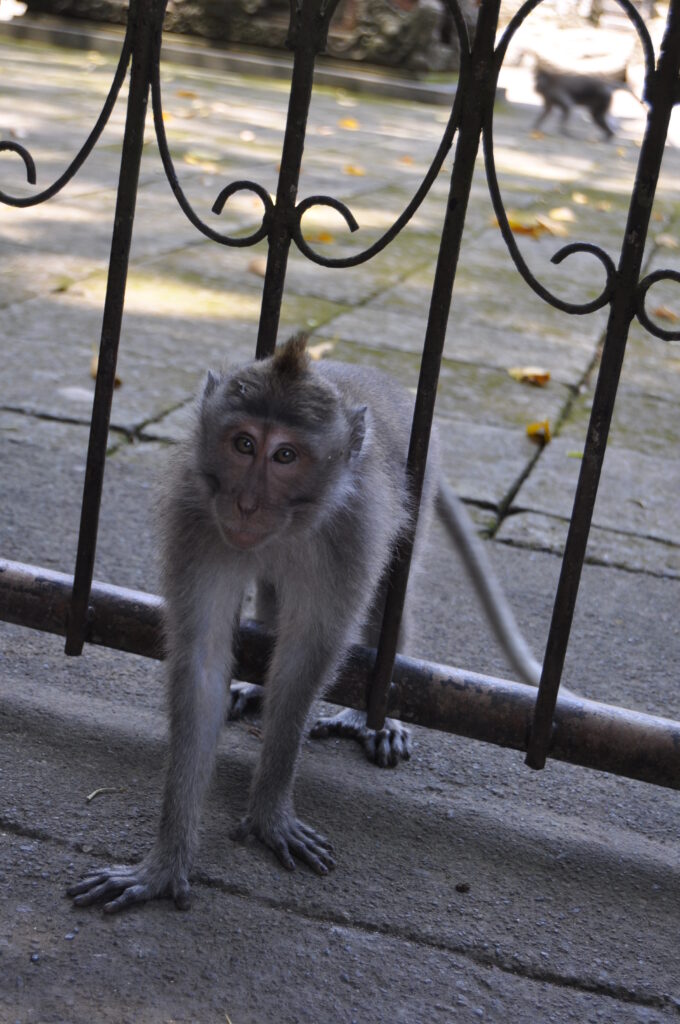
[533,67,621,139]
[68,333,544,913]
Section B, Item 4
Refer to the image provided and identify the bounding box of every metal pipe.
[2,558,677,790]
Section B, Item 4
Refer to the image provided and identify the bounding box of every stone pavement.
[0,15,679,1024]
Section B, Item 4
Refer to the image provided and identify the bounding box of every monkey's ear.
[203,371,221,399]
[348,405,367,458]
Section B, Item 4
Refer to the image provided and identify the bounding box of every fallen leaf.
[535,214,569,238]
[652,305,679,322]
[175,89,199,99]
[508,366,551,386]
[572,191,589,205]
[526,419,551,444]
[595,200,611,212]
[493,213,548,239]
[343,163,365,176]
[656,233,678,249]
[530,130,545,139]
[338,116,360,130]
[162,111,173,123]
[398,155,414,165]
[616,146,626,158]
[566,450,583,459]
[248,257,267,278]
[308,341,335,361]
[183,152,220,173]
[90,352,122,388]
[304,230,335,244]
[86,787,117,803]
[548,206,575,223]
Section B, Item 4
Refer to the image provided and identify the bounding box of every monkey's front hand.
[231,809,335,875]
[67,853,191,914]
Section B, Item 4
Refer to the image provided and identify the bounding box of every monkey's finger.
[389,727,411,763]
[271,837,297,872]
[297,821,335,854]
[67,872,113,898]
[71,877,130,907]
[309,719,332,738]
[102,883,149,914]
[286,835,334,874]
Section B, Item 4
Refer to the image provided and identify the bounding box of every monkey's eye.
[273,446,297,465]
[233,435,255,456]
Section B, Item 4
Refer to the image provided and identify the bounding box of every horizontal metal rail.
[2,557,678,790]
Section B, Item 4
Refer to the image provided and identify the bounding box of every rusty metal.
[2,558,678,790]
[0,0,679,792]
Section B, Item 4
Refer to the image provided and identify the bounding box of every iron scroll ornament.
[148,0,471,267]
[486,0,657,317]
[0,0,676,328]
[0,26,133,207]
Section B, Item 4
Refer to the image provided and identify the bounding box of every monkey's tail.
[435,481,542,688]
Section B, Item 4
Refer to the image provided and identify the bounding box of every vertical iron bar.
[526,0,680,768]
[65,0,165,656]
[366,0,501,731]
[255,0,329,360]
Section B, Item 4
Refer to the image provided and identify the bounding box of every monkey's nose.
[237,495,259,518]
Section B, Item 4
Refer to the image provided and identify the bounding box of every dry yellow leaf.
[343,164,365,176]
[508,366,551,386]
[90,352,122,388]
[548,207,575,223]
[162,111,174,123]
[305,231,335,244]
[248,257,267,278]
[526,419,551,444]
[535,214,569,238]
[308,341,335,361]
[183,153,219,173]
[530,130,544,139]
[398,155,414,165]
[656,233,678,249]
[572,192,589,205]
[175,89,199,99]
[653,305,679,323]
[338,116,360,130]
[493,213,548,239]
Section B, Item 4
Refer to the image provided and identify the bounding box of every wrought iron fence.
[1,0,679,789]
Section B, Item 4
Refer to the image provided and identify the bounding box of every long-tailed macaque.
[533,67,619,138]
[68,334,542,912]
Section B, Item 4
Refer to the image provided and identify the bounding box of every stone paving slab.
[1,20,679,1024]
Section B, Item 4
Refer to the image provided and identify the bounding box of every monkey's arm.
[68,564,243,913]
[436,481,542,687]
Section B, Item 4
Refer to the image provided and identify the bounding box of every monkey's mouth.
[220,525,270,551]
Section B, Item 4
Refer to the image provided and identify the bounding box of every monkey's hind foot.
[227,681,263,721]
[231,811,335,875]
[310,707,411,768]
[67,856,190,914]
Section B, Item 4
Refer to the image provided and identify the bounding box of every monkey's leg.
[69,572,241,912]
[532,99,552,130]
[310,582,411,767]
[231,593,360,872]
[591,99,614,139]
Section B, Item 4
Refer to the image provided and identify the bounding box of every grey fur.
[68,338,542,912]
[533,68,620,139]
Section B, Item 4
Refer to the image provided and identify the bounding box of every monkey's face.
[202,416,340,552]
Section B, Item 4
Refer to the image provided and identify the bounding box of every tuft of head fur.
[271,333,310,378]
